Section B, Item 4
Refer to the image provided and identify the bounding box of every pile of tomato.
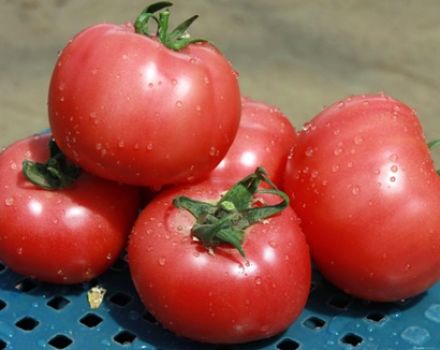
[1,2,440,345]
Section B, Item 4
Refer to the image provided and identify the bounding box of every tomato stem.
[173,167,289,257]
[134,1,206,51]
[22,138,81,190]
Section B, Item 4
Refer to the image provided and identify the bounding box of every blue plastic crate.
[0,257,440,350]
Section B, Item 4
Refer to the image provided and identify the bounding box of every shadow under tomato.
[305,268,426,320]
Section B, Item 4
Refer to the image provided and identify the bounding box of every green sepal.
[22,139,81,190]
[173,167,289,257]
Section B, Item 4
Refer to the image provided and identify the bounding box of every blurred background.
[1,0,440,159]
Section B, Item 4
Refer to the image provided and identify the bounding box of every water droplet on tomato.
[390,176,396,182]
[118,140,125,148]
[171,79,177,86]
[333,148,343,156]
[255,277,263,285]
[331,164,340,172]
[57,269,63,276]
[4,197,14,206]
[176,100,183,108]
[59,96,65,102]
[148,82,154,88]
[106,253,113,260]
[195,105,202,112]
[9,161,17,170]
[333,129,341,135]
[189,58,197,64]
[122,54,128,60]
[58,83,65,91]
[209,147,218,157]
[158,257,166,266]
[17,247,23,255]
[389,153,399,162]
[351,185,360,195]
[391,165,398,173]
[353,135,364,145]
[146,143,153,151]
[337,101,345,109]
[305,147,314,157]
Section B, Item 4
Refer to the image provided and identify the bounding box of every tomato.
[284,93,440,301]
[0,133,140,284]
[128,169,310,344]
[205,96,297,187]
[48,3,241,187]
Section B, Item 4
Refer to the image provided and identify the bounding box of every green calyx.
[134,1,205,51]
[428,139,440,175]
[173,167,289,257]
[22,138,81,190]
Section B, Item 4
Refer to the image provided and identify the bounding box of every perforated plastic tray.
[1,256,439,350]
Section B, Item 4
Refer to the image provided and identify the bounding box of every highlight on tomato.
[205,96,297,188]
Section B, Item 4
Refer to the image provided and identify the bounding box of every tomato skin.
[48,23,241,187]
[206,97,297,187]
[284,93,440,301]
[0,133,140,284]
[128,182,310,344]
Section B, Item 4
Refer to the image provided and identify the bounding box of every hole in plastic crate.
[366,312,385,323]
[327,294,351,310]
[48,334,73,349]
[0,299,6,311]
[142,310,158,324]
[276,338,300,350]
[47,296,70,310]
[303,316,326,330]
[109,292,132,307]
[15,316,39,331]
[341,333,363,347]
[15,278,38,292]
[79,313,103,328]
[0,339,6,350]
[113,330,136,345]
[0,262,5,273]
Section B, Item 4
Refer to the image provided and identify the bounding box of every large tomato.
[0,133,140,284]
[206,96,297,187]
[284,93,440,301]
[128,168,311,344]
[48,3,241,186]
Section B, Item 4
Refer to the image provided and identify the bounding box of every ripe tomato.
[284,93,440,301]
[0,133,140,284]
[206,96,297,187]
[48,4,240,187]
[128,169,310,344]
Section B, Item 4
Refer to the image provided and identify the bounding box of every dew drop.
[389,153,399,162]
[255,277,262,285]
[106,253,113,261]
[118,140,125,148]
[351,185,360,195]
[4,197,14,206]
[333,129,340,136]
[305,147,314,157]
[171,79,177,86]
[390,176,396,182]
[333,148,343,156]
[391,165,398,173]
[9,161,17,170]
[17,247,23,255]
[337,101,345,109]
[146,143,153,151]
[353,135,364,145]
[331,164,340,172]
[176,100,183,108]
[158,257,166,266]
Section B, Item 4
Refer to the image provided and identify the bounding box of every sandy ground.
[1,0,440,161]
